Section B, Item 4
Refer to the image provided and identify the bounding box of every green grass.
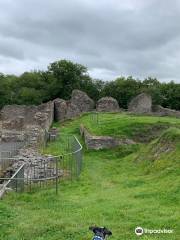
[80,112,180,142]
[0,113,180,240]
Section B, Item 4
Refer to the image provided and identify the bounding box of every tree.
[159,81,180,110]
[79,76,104,101]
[142,77,163,105]
[0,60,179,110]
[0,73,13,108]
[48,59,88,99]
[102,76,141,108]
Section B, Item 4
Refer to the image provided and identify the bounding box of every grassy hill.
[0,113,180,240]
[136,127,180,172]
[79,112,180,142]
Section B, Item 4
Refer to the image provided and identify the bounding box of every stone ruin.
[128,93,152,114]
[71,89,95,112]
[152,105,180,118]
[54,99,81,122]
[0,89,95,145]
[0,89,179,148]
[0,90,179,145]
[0,89,180,196]
[54,89,94,122]
[80,124,135,150]
[96,97,120,112]
[0,101,54,131]
[128,93,180,117]
[0,89,94,192]
[10,147,63,181]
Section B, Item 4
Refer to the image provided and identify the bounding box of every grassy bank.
[80,112,180,142]
[0,113,179,240]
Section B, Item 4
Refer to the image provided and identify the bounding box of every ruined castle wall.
[0,101,54,130]
[80,124,135,150]
[128,93,152,114]
[152,105,180,118]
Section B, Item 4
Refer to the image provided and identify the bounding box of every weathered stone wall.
[36,101,54,129]
[66,101,81,120]
[80,124,135,150]
[96,97,120,112]
[71,89,94,112]
[54,90,94,122]
[54,99,81,121]
[54,99,67,122]
[128,93,152,113]
[0,130,26,143]
[0,101,54,130]
[152,105,180,118]
[1,90,179,149]
[0,126,47,148]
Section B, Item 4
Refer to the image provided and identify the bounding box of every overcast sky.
[0,0,180,82]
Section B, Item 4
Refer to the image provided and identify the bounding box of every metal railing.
[90,111,99,125]
[58,135,83,180]
[0,141,27,176]
[0,134,83,196]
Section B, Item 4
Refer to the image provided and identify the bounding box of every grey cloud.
[0,37,24,59]
[0,0,180,82]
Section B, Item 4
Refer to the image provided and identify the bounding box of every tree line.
[0,60,180,110]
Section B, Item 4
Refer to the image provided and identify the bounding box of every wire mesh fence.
[0,140,27,177]
[89,111,130,127]
[0,134,83,196]
[90,111,99,125]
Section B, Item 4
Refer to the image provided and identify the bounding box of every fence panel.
[0,134,83,195]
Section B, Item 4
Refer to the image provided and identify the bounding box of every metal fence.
[0,128,50,177]
[89,111,129,126]
[0,141,27,177]
[90,111,99,125]
[0,134,83,195]
[2,163,25,193]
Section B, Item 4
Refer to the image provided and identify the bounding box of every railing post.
[55,157,58,195]
[15,174,18,192]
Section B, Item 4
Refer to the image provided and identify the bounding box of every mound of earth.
[130,123,170,143]
[136,127,180,171]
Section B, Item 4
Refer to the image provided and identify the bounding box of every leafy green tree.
[0,73,13,108]
[159,81,180,110]
[102,76,141,108]
[48,60,88,99]
[15,87,44,105]
[79,76,105,101]
[142,77,163,105]
[0,60,179,111]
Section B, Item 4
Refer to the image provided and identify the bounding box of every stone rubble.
[152,105,180,118]
[9,147,63,180]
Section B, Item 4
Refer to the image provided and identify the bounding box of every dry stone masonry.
[54,99,68,122]
[71,89,95,112]
[128,93,152,114]
[0,89,179,148]
[96,97,120,112]
[152,105,180,118]
[54,99,81,121]
[11,147,63,180]
[0,101,54,131]
[80,124,135,150]
[66,101,81,120]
